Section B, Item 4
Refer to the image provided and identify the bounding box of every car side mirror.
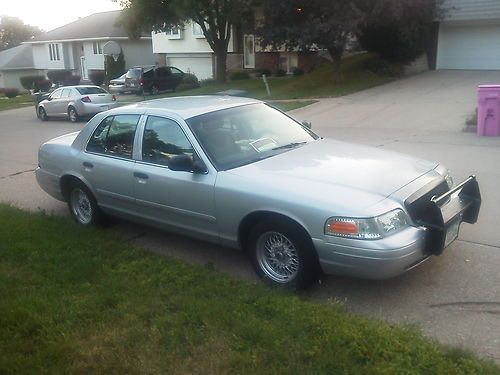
[168,154,207,174]
[302,120,312,129]
[47,97,52,101]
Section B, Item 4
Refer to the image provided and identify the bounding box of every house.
[152,16,317,80]
[24,11,157,80]
[0,44,41,91]
[436,0,500,70]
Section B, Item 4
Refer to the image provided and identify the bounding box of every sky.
[1,0,123,31]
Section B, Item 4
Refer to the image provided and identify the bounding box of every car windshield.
[76,87,107,95]
[126,68,142,79]
[186,103,317,170]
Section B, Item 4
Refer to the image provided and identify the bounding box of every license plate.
[101,105,109,111]
[444,219,460,248]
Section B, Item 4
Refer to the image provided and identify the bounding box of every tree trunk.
[328,48,343,83]
[215,45,228,83]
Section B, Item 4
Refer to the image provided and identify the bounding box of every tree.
[257,0,364,81]
[357,0,444,64]
[116,0,255,82]
[0,16,41,51]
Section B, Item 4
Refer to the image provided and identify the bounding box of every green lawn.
[1,205,498,375]
[0,94,34,112]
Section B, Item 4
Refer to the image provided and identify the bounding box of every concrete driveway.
[1,70,499,363]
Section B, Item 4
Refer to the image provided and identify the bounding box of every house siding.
[0,69,42,91]
[33,44,65,70]
[442,0,500,21]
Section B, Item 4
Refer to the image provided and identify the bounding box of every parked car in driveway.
[124,65,184,95]
[35,96,481,288]
[37,85,118,123]
[108,73,127,94]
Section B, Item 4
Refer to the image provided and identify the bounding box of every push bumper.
[314,176,481,279]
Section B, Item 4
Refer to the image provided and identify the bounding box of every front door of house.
[80,56,88,80]
[243,34,255,69]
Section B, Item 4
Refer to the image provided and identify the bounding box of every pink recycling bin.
[477,85,500,136]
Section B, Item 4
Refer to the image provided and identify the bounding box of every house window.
[93,42,103,54]
[48,43,60,61]
[165,26,182,39]
[192,23,206,38]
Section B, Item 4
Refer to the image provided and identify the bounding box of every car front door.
[81,114,142,214]
[43,88,63,116]
[133,115,218,239]
[55,88,72,116]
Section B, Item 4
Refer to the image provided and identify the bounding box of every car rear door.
[81,114,142,214]
[133,114,218,239]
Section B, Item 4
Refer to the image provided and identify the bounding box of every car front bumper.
[313,226,429,279]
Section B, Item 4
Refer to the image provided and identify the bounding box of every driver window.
[50,89,62,99]
[142,116,194,166]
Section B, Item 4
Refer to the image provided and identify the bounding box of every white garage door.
[437,24,500,70]
[168,56,213,80]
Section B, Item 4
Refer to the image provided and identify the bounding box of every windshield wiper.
[272,141,308,151]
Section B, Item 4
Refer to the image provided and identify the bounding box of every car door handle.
[83,161,93,168]
[133,172,149,180]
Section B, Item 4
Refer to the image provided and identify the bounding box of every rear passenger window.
[86,115,140,159]
[142,116,193,166]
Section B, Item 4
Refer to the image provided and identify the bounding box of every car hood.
[229,138,437,202]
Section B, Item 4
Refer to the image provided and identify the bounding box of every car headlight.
[325,209,409,240]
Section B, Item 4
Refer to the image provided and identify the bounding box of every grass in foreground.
[0,94,34,112]
[1,205,497,375]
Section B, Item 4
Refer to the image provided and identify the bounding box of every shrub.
[89,70,105,86]
[63,75,81,86]
[47,70,72,85]
[293,67,305,76]
[34,79,52,92]
[361,57,403,77]
[4,88,19,98]
[275,69,287,77]
[229,71,250,80]
[255,68,272,77]
[200,78,216,86]
[19,75,45,90]
[177,73,200,91]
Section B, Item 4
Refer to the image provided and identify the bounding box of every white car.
[37,85,118,123]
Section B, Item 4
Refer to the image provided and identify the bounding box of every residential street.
[1,70,499,363]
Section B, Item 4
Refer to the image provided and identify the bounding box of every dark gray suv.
[124,65,184,95]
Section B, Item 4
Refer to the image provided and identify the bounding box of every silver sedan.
[36,96,481,288]
[37,85,118,123]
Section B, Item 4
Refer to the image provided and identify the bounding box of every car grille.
[404,179,449,225]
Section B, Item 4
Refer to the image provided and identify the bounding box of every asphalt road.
[1,72,499,363]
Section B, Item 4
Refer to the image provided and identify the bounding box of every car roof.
[114,95,262,120]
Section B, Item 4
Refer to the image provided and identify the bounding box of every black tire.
[38,107,49,121]
[68,107,79,123]
[248,220,319,290]
[67,181,103,227]
[150,85,159,95]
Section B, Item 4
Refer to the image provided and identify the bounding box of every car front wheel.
[38,107,48,121]
[68,182,102,226]
[248,220,319,289]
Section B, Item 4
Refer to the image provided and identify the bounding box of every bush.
[293,68,305,76]
[89,70,105,86]
[47,70,72,85]
[19,75,45,90]
[229,71,250,80]
[200,78,216,86]
[255,68,272,77]
[4,88,19,98]
[34,79,52,92]
[177,73,200,91]
[63,75,81,86]
[275,69,287,77]
[361,57,403,77]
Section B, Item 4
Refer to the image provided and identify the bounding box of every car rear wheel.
[38,107,48,121]
[67,182,102,226]
[68,107,79,123]
[248,220,319,289]
[150,85,159,95]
